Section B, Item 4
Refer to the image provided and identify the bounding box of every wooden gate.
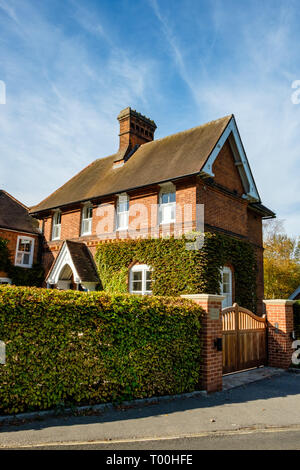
[222,303,267,374]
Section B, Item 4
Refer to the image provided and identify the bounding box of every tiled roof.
[0,190,40,234]
[30,115,233,213]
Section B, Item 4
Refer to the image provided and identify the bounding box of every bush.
[0,286,203,415]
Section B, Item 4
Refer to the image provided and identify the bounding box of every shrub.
[0,286,203,415]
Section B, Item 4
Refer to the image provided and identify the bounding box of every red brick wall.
[264,301,294,369]
[212,141,244,196]
[182,294,223,392]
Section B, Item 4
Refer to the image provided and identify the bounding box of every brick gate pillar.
[263,299,295,369]
[181,294,225,393]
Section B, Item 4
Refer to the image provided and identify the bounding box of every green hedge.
[95,232,258,312]
[294,301,300,339]
[0,286,203,415]
[0,237,44,287]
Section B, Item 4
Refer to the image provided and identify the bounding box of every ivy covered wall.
[95,232,258,312]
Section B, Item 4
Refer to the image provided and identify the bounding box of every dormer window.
[81,204,93,236]
[159,183,176,224]
[52,211,61,240]
[116,193,129,230]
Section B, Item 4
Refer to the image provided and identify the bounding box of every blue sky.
[0,0,299,236]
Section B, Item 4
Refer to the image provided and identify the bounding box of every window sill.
[15,264,33,269]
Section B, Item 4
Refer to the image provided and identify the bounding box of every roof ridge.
[139,114,233,147]
[0,189,29,210]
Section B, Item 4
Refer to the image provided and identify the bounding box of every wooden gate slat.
[222,303,267,374]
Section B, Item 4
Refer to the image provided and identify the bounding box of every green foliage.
[294,301,300,339]
[0,286,203,415]
[0,237,44,287]
[95,232,258,312]
[9,264,44,287]
[0,238,11,272]
[263,220,300,299]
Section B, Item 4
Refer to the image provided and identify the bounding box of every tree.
[263,220,300,299]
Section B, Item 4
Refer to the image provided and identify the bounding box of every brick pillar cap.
[181,294,226,302]
[263,299,295,305]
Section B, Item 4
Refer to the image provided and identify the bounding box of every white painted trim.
[263,299,295,306]
[129,264,152,295]
[81,203,93,236]
[201,117,260,202]
[181,294,226,302]
[46,241,81,285]
[220,266,233,309]
[14,235,35,268]
[116,193,129,231]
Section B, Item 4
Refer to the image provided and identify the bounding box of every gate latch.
[214,337,223,352]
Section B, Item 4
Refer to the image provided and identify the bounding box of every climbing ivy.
[95,232,258,312]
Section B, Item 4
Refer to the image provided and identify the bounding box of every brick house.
[30,108,275,312]
[0,190,40,284]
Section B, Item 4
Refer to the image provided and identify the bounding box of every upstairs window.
[220,266,233,308]
[129,264,152,295]
[81,204,93,236]
[159,184,176,224]
[116,193,129,230]
[52,211,61,240]
[15,236,35,268]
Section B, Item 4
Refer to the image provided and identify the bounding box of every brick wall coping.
[181,294,226,302]
[263,299,296,306]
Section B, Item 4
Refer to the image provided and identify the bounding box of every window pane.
[169,191,176,203]
[16,253,23,264]
[132,281,142,291]
[133,271,142,281]
[23,253,30,265]
[118,211,128,229]
[161,193,168,204]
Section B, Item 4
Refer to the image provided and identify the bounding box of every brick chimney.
[117,107,157,152]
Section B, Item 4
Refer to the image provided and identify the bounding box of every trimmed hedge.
[0,286,203,415]
[95,232,258,312]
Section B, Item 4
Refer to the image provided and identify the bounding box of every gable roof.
[0,190,40,234]
[46,240,100,284]
[30,115,234,213]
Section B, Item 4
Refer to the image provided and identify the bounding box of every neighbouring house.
[289,287,300,301]
[0,190,41,284]
[30,107,275,312]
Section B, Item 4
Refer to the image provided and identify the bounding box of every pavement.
[0,368,300,449]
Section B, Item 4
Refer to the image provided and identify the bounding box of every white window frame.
[0,278,11,285]
[220,266,233,308]
[14,236,35,268]
[129,264,152,295]
[81,204,93,236]
[159,183,176,225]
[116,193,129,231]
[52,211,61,241]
